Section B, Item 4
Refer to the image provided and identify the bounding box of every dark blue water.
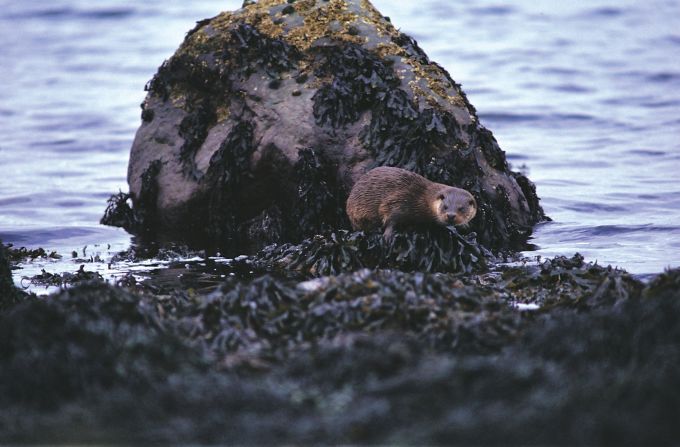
[1,0,679,280]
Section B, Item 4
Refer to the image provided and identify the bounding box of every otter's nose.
[446,213,457,223]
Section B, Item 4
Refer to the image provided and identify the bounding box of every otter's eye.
[443,205,448,210]
[438,194,445,200]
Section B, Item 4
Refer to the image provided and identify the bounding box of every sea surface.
[1,0,679,286]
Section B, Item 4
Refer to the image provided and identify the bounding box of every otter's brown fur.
[346,167,477,239]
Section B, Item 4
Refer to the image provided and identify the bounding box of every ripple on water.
[468,5,517,16]
[566,224,680,239]
[550,83,593,93]
[626,149,667,157]
[562,202,627,214]
[5,6,136,20]
[646,72,680,83]
[582,7,624,18]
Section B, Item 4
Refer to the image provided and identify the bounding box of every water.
[1,0,679,281]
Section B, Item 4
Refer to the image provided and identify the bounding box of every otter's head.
[434,187,477,226]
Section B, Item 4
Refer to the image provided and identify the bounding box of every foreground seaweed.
[2,252,679,444]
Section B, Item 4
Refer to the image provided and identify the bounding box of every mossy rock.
[117,0,545,254]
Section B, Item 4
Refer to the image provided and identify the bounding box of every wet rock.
[2,244,61,263]
[112,0,545,254]
[23,264,104,289]
[0,242,21,311]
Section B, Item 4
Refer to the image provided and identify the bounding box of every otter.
[346,167,477,239]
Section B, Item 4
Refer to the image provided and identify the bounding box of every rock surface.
[118,0,545,254]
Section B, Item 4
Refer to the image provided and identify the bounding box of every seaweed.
[146,53,226,102]
[178,100,217,179]
[500,253,643,309]
[102,160,163,239]
[3,256,680,443]
[292,148,350,240]
[312,43,399,128]
[206,120,256,253]
[228,23,301,78]
[476,127,508,170]
[240,206,286,253]
[140,101,154,122]
[391,31,429,66]
[100,192,136,231]
[0,282,204,410]
[22,265,104,289]
[173,267,522,359]
[135,160,163,239]
[361,101,460,173]
[513,170,548,224]
[0,242,21,311]
[256,226,488,277]
[2,244,61,264]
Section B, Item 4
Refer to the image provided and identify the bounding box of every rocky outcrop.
[115,0,545,254]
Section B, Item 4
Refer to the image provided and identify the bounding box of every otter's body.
[346,167,477,239]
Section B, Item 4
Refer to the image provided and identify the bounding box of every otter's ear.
[438,194,445,200]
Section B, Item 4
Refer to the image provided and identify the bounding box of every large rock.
[122,0,545,254]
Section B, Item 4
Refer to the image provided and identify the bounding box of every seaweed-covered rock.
[0,282,204,409]
[0,242,21,311]
[170,268,524,360]
[114,0,545,254]
[2,265,680,444]
[255,227,488,276]
[500,253,643,308]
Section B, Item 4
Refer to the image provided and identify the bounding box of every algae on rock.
[109,0,545,257]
